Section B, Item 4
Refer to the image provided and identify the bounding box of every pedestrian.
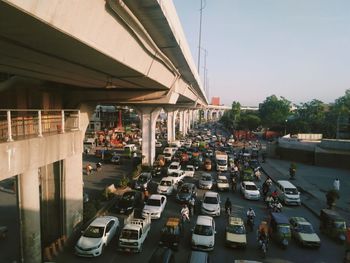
[86,164,92,175]
[143,189,149,201]
[333,178,340,191]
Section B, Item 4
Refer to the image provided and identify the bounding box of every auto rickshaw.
[268,212,291,249]
[240,168,254,181]
[159,217,183,250]
[320,209,347,243]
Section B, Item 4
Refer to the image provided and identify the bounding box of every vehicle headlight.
[133,242,138,246]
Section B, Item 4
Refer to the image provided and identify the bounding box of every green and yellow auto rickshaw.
[269,212,291,249]
[320,209,347,243]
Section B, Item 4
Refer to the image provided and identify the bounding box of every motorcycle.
[246,215,255,232]
[259,239,268,258]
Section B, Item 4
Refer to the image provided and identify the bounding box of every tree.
[293,99,326,133]
[238,112,261,131]
[259,95,291,130]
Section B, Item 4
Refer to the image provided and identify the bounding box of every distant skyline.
[173,0,350,106]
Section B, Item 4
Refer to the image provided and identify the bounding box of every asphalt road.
[56,161,344,263]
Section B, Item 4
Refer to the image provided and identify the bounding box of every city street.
[56,158,344,263]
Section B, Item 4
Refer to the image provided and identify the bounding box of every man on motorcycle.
[181,204,190,222]
[225,197,232,215]
[246,208,256,231]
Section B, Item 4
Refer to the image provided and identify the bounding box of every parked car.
[184,165,195,177]
[75,216,119,257]
[167,162,182,175]
[157,177,175,195]
[134,172,152,191]
[159,217,183,249]
[217,175,230,191]
[225,217,247,248]
[240,181,260,200]
[142,194,167,219]
[191,215,216,251]
[289,217,321,248]
[176,183,197,204]
[201,191,221,217]
[115,190,143,215]
[198,173,214,190]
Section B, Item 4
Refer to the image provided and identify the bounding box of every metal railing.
[0,109,81,142]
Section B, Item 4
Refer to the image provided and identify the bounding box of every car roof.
[228,217,244,226]
[91,216,117,227]
[186,165,195,168]
[277,180,296,188]
[149,194,166,200]
[201,173,212,177]
[218,175,227,180]
[169,162,180,166]
[196,215,213,226]
[204,191,218,198]
[140,172,151,177]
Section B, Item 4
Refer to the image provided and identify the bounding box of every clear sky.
[173,0,350,106]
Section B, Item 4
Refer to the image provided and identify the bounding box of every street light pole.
[197,0,206,73]
[284,119,288,135]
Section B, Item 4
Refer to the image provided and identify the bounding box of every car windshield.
[120,229,138,239]
[217,179,228,183]
[164,153,171,157]
[201,176,211,181]
[334,221,346,229]
[83,226,104,238]
[217,160,227,165]
[298,224,314,234]
[161,226,178,235]
[186,167,194,171]
[204,196,218,204]
[122,193,135,201]
[180,186,190,193]
[147,199,161,207]
[160,180,172,186]
[227,225,245,234]
[169,165,179,169]
[285,188,298,195]
[245,184,258,191]
[278,225,291,234]
[194,225,213,236]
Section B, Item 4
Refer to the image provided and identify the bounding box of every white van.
[276,180,301,205]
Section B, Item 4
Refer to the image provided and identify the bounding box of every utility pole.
[197,0,205,73]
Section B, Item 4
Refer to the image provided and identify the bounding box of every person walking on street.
[333,178,340,192]
[86,164,93,175]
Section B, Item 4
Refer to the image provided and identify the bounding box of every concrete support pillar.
[166,108,178,143]
[64,153,83,237]
[183,110,188,135]
[179,110,184,135]
[188,110,193,130]
[140,107,161,166]
[18,168,42,263]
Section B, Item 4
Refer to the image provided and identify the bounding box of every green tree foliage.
[293,99,326,133]
[238,112,261,131]
[259,95,291,129]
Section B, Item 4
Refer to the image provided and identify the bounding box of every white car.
[167,170,185,184]
[142,194,167,219]
[167,162,182,175]
[184,140,192,148]
[155,141,162,148]
[217,175,230,191]
[201,191,221,217]
[240,181,260,200]
[157,177,175,195]
[191,215,216,251]
[75,216,119,257]
[184,165,195,177]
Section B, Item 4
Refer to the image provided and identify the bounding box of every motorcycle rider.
[246,208,256,230]
[225,197,232,215]
[181,204,190,222]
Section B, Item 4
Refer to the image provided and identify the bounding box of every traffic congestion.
[57,122,346,263]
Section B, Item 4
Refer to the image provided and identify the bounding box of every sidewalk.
[260,158,350,223]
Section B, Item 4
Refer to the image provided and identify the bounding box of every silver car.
[198,173,213,190]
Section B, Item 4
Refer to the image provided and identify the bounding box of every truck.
[118,210,151,253]
[215,151,228,171]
